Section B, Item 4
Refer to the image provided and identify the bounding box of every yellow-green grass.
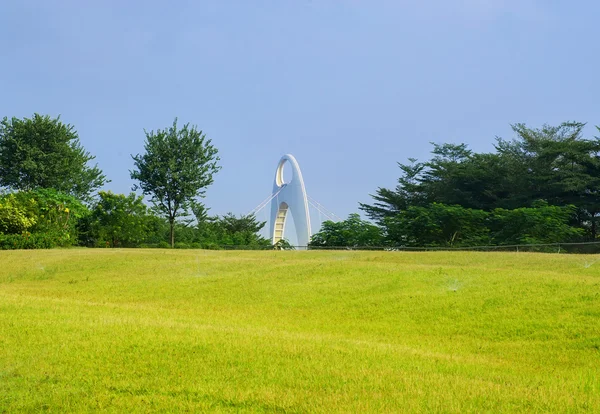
[1,249,599,413]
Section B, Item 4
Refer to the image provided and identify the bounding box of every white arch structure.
[270,154,311,248]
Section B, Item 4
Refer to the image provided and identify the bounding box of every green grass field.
[1,249,599,412]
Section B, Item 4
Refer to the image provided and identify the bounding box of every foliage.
[379,201,582,248]
[361,121,600,244]
[490,201,584,245]
[0,189,87,248]
[196,212,270,248]
[0,114,106,200]
[384,203,490,247]
[273,238,295,250]
[20,189,87,243]
[0,231,72,250]
[0,193,36,234]
[130,118,221,247]
[80,191,163,247]
[310,214,383,247]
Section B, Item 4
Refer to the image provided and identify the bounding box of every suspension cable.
[307,195,343,222]
[248,188,342,230]
[247,186,285,217]
[308,200,338,222]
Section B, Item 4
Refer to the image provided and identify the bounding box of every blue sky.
[1,1,599,241]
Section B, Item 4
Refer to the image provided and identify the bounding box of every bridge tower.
[269,154,311,248]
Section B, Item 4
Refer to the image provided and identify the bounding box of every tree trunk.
[170,218,175,248]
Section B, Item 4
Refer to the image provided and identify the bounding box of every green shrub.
[0,231,71,250]
[0,194,37,234]
[10,189,87,246]
[201,242,222,250]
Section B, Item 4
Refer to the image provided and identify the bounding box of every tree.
[198,213,270,247]
[359,159,426,225]
[273,238,295,250]
[0,114,107,200]
[310,213,383,248]
[216,213,265,235]
[130,118,221,247]
[384,203,490,247]
[495,122,600,239]
[490,201,583,245]
[361,121,600,241]
[82,191,159,247]
[214,213,269,246]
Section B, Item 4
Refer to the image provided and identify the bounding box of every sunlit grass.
[1,249,599,412]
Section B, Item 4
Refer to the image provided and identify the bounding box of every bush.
[0,231,72,250]
[0,193,37,234]
[201,242,222,250]
[10,189,87,246]
[79,191,165,248]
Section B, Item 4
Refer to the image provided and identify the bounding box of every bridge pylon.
[269,154,311,249]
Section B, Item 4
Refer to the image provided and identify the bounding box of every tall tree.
[359,158,426,225]
[130,118,221,247]
[362,122,600,231]
[310,214,383,248]
[0,114,107,200]
[362,121,600,245]
[495,122,600,238]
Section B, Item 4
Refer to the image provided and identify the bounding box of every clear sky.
[1,1,599,241]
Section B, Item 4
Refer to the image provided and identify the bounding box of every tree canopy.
[0,114,106,200]
[130,118,221,247]
[361,122,600,246]
[310,214,383,248]
[79,191,159,248]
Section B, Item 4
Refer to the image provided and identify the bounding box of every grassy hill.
[1,249,599,412]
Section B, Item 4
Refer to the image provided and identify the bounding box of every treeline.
[313,122,600,248]
[0,114,274,250]
[4,113,600,251]
[0,188,272,250]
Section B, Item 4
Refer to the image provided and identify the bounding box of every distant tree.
[82,191,158,247]
[210,213,269,247]
[273,238,295,250]
[217,213,265,235]
[191,200,211,225]
[495,122,600,238]
[130,118,221,247]
[359,158,426,225]
[310,213,383,248]
[0,114,107,200]
[360,144,516,221]
[361,121,600,240]
[490,201,583,245]
[384,203,490,247]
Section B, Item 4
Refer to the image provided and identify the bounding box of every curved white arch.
[270,154,311,248]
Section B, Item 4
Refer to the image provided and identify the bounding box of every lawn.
[1,249,599,412]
